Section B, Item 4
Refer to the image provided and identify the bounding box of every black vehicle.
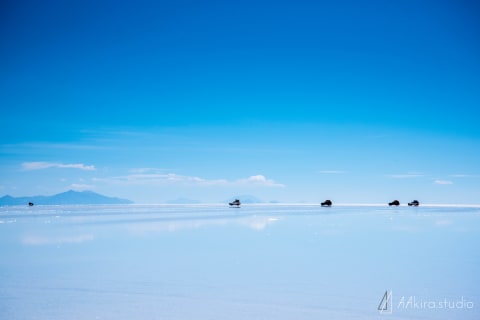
[408,200,420,206]
[388,200,400,206]
[321,199,332,207]
[229,199,241,207]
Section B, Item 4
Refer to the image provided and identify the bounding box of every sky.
[1,0,480,204]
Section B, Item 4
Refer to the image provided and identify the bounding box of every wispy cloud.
[22,162,96,171]
[70,183,94,190]
[237,175,285,187]
[2,143,107,154]
[129,168,169,174]
[388,173,424,178]
[434,180,453,185]
[95,172,284,187]
[95,173,228,186]
[449,174,480,178]
[319,170,347,174]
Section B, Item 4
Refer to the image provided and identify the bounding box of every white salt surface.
[1,204,479,319]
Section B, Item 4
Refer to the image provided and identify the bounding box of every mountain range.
[0,190,133,206]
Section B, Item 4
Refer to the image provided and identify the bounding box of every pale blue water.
[1,204,479,319]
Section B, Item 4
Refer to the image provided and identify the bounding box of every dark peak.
[0,190,133,205]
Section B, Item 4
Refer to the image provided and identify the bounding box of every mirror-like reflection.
[1,205,479,319]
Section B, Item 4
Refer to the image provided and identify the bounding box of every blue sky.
[1,0,480,203]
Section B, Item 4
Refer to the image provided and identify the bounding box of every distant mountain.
[226,195,263,204]
[0,190,133,206]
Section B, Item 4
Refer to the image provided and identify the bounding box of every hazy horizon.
[2,189,480,207]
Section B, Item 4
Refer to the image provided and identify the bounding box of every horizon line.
[7,202,476,208]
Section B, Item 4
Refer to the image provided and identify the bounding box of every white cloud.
[237,175,285,187]
[95,173,228,186]
[1,143,106,155]
[434,180,453,185]
[70,183,94,190]
[129,168,169,174]
[449,174,480,178]
[388,173,424,178]
[95,172,284,188]
[22,161,95,171]
[319,170,347,174]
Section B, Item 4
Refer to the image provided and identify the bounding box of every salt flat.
[1,204,479,319]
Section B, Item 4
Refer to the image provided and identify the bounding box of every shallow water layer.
[1,205,479,319]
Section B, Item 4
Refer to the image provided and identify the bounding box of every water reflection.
[126,215,280,236]
[1,205,479,320]
[22,234,95,246]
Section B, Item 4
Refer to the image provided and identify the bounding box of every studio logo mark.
[378,290,393,314]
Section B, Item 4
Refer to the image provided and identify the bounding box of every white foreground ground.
[1,204,479,319]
